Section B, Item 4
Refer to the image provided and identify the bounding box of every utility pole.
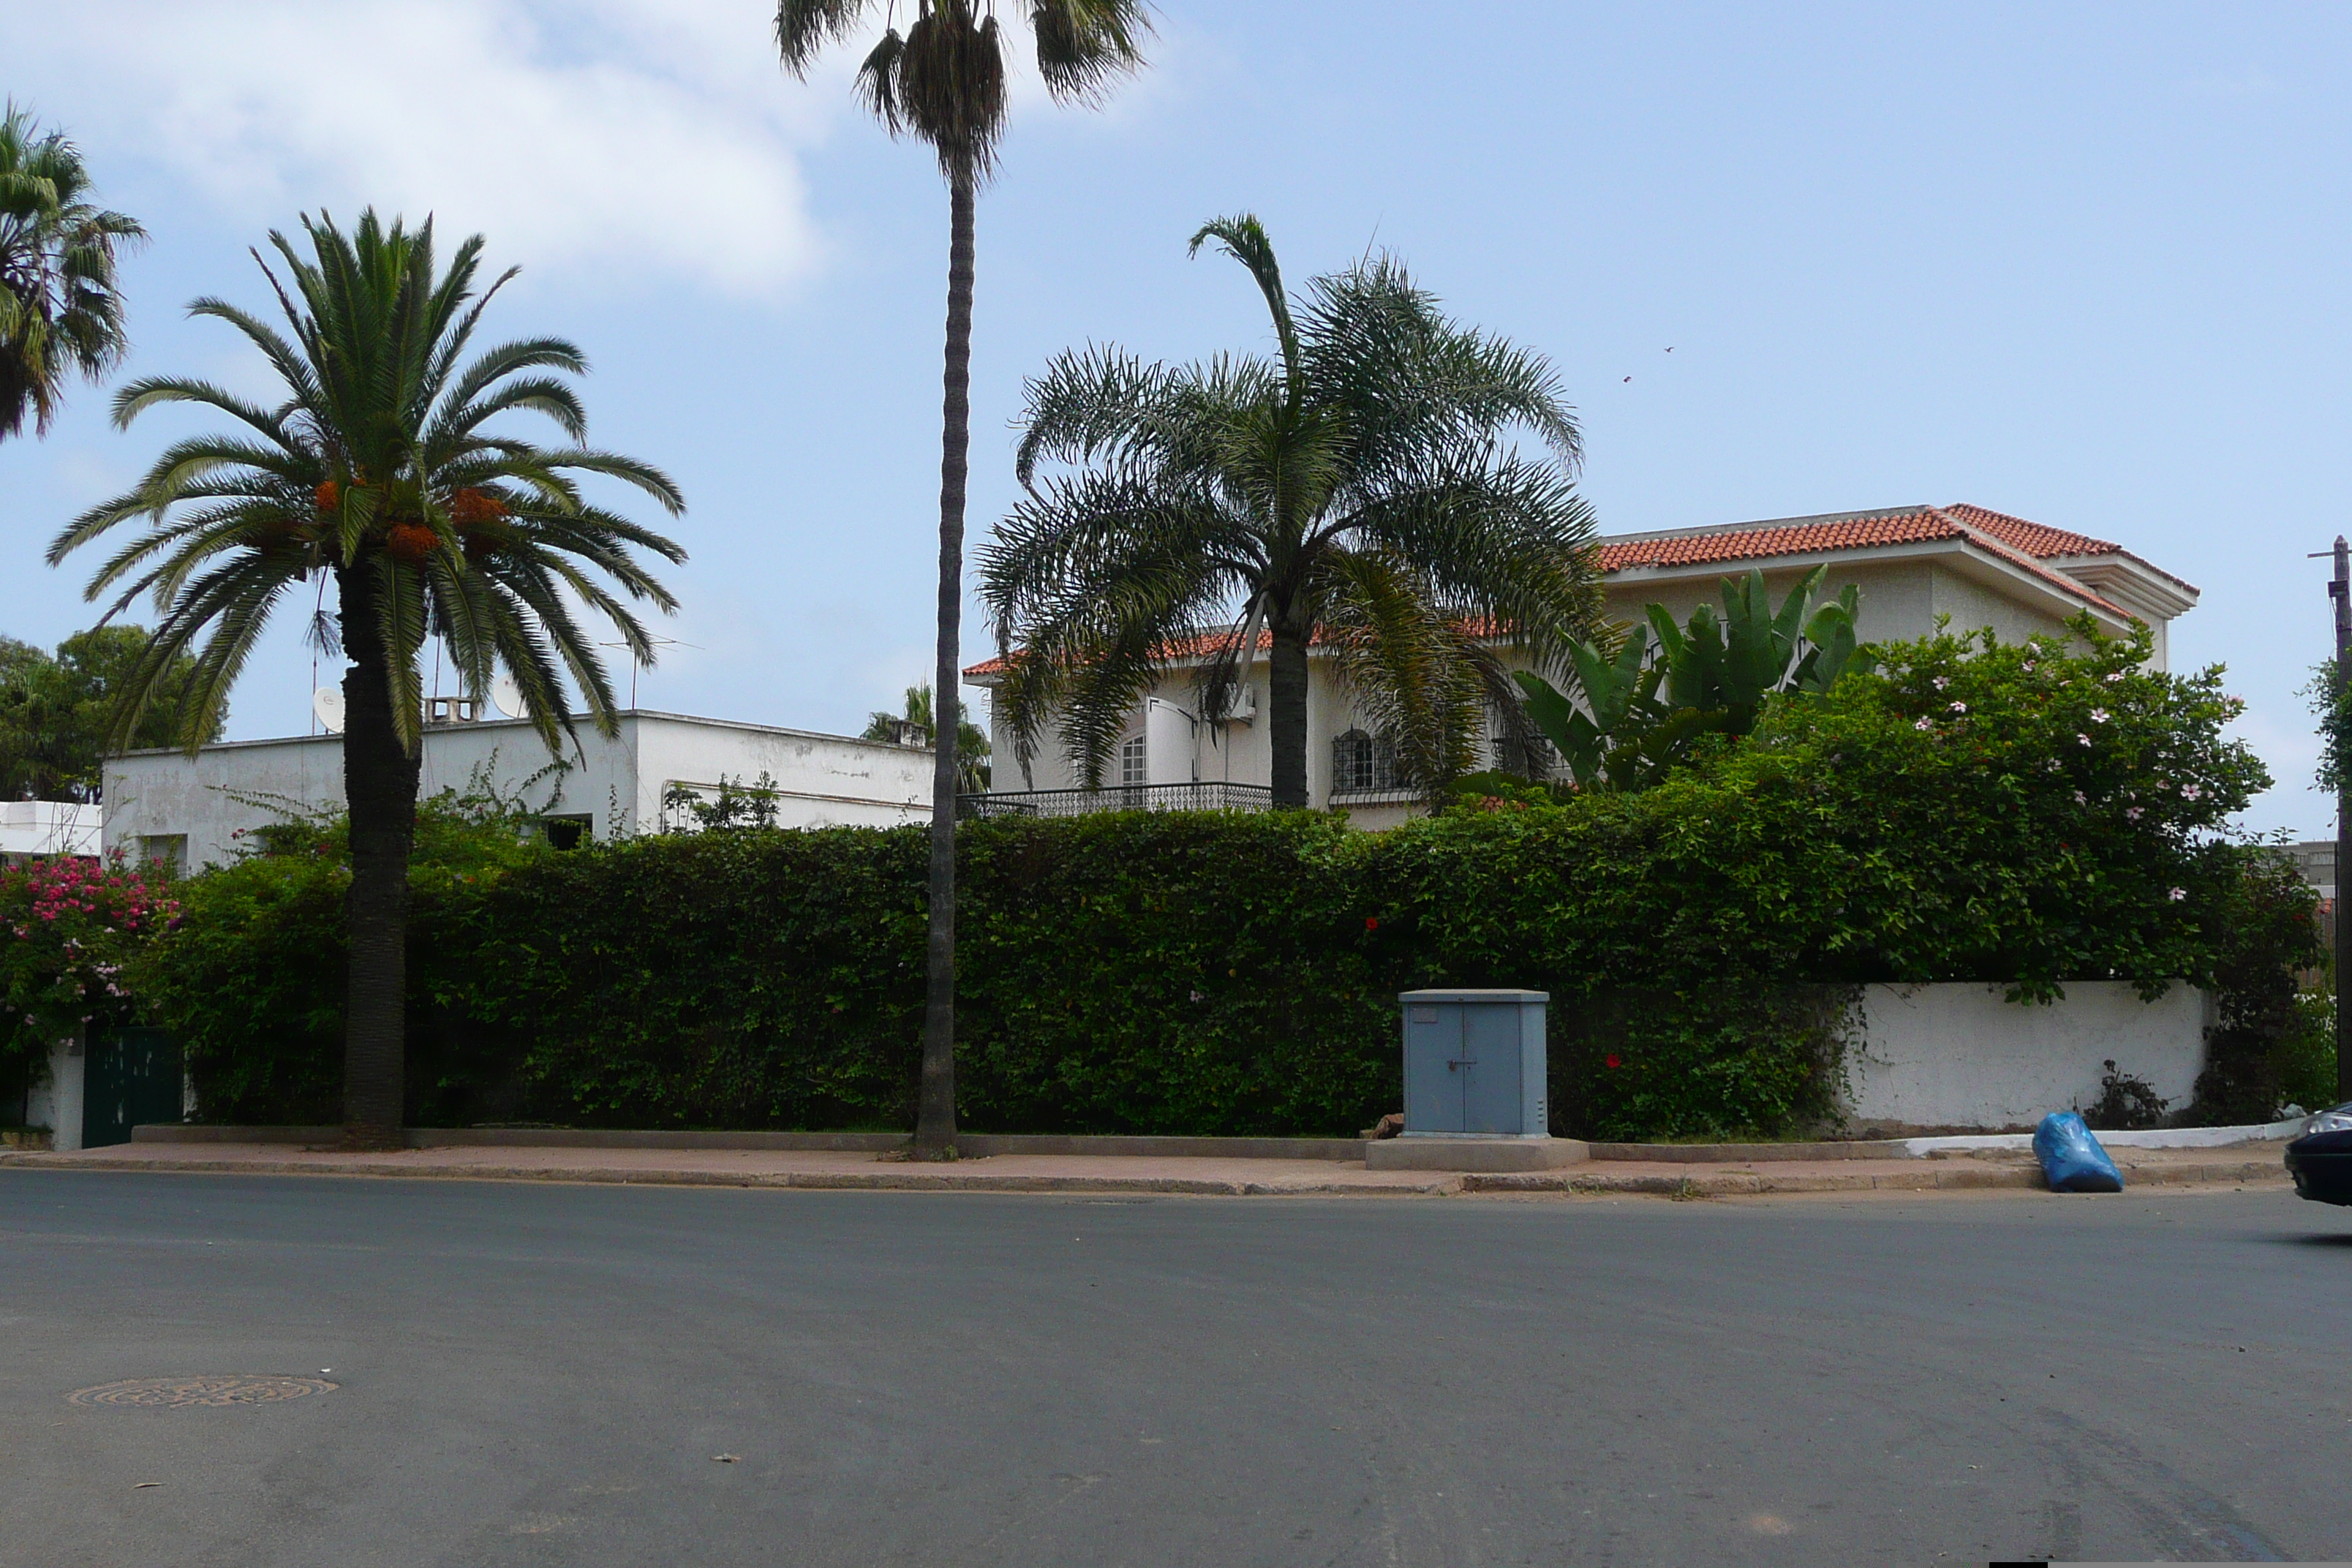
[2335,537,2351,1102]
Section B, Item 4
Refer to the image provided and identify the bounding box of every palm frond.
[1028,0,1151,103]
[1188,215,1303,396]
[776,0,880,75]
[50,205,687,765]
[893,5,1009,178]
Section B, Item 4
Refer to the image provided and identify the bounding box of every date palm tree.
[776,0,1148,1158]
[985,216,1600,805]
[0,102,145,442]
[48,210,685,1150]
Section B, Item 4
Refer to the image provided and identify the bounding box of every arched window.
[1119,734,1148,790]
[1332,729,1398,794]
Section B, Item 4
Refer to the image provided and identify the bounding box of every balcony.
[957,782,1276,820]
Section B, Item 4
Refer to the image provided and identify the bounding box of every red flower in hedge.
[1604,1054,1622,1069]
[1364,916,1378,932]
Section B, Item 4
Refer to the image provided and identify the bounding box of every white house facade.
[1,801,103,867]
[102,709,932,873]
[962,502,2198,827]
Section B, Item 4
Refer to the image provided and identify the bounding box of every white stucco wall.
[983,660,1431,815]
[1,801,103,864]
[26,1036,84,1151]
[102,711,930,871]
[1600,560,1943,652]
[1841,981,2209,1133]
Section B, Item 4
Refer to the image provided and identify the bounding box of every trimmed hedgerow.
[129,623,2315,1139]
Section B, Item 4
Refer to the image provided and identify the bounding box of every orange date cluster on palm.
[314,479,340,511]
[383,521,437,564]
[448,486,508,525]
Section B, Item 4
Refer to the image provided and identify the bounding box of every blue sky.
[4,1,2345,834]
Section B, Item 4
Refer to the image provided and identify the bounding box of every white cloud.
[16,0,840,298]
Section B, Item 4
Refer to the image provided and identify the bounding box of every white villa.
[962,502,2199,828]
[102,707,932,874]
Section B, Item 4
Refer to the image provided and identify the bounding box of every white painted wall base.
[24,1033,85,1152]
[1842,981,2209,1134]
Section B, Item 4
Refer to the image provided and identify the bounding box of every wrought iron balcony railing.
[957,782,1276,820]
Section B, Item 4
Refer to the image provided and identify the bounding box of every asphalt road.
[4,1172,2348,1567]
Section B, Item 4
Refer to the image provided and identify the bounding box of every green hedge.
[129,625,2318,1140]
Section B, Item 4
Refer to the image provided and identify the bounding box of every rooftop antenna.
[597,637,701,709]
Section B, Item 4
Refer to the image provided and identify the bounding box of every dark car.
[2285,1104,2352,1206]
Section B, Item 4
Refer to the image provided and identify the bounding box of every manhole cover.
[67,1376,337,1409]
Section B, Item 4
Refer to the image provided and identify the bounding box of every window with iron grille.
[1332,729,1398,794]
[1119,734,1148,789]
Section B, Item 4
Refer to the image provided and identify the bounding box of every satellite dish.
[491,675,527,720]
[312,687,346,734]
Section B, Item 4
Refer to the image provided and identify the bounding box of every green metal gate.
[82,1028,184,1149]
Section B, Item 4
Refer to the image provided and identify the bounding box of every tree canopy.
[984,216,1600,804]
[0,102,143,442]
[0,627,216,801]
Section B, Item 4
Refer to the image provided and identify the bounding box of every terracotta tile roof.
[1937,503,2117,559]
[1942,502,2198,594]
[965,628,1273,679]
[1595,504,2136,619]
[963,503,2174,677]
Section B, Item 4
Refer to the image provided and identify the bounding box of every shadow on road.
[2279,1230,2352,1249]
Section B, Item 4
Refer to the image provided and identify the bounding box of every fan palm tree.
[0,103,145,442]
[48,211,685,1150]
[861,681,991,791]
[984,216,1600,806]
[776,0,1148,1157]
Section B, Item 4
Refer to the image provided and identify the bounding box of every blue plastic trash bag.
[2034,1111,2124,1194]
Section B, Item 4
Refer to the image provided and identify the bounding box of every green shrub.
[132,623,2307,1139]
[2185,843,2326,1123]
[129,791,549,1126]
[2275,990,2338,1115]
[1548,987,1855,1142]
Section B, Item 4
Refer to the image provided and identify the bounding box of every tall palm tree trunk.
[913,157,976,1156]
[338,567,419,1150]
[1269,619,1311,808]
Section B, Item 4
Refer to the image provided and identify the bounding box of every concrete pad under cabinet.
[1365,1136,1589,1172]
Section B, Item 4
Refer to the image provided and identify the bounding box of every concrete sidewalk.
[0,1137,2296,1199]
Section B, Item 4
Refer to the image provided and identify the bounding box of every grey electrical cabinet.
[1399,989,1549,1137]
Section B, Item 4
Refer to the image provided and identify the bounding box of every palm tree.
[984,216,1600,805]
[776,0,1148,1158]
[0,103,145,442]
[861,682,990,792]
[48,211,685,1150]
